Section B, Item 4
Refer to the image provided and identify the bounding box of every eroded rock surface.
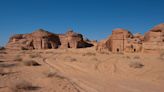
[6,29,93,50]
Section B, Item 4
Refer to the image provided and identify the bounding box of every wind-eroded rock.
[6,29,93,50]
[96,28,143,53]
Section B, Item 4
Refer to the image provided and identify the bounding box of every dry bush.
[125,56,131,59]
[45,51,54,54]
[45,71,65,79]
[64,56,77,62]
[12,81,40,92]
[0,63,17,68]
[98,51,109,55]
[129,61,144,68]
[29,53,41,58]
[23,60,41,66]
[82,52,96,56]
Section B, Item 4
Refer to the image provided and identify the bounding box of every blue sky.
[0,0,164,46]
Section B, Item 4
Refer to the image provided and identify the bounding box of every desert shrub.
[23,60,40,66]
[45,71,65,79]
[0,63,17,68]
[13,81,40,92]
[82,52,96,56]
[99,51,109,55]
[45,71,56,78]
[45,51,54,54]
[125,56,131,59]
[129,61,144,68]
[29,53,41,58]
[64,56,77,62]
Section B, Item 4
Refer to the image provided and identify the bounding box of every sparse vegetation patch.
[45,71,66,79]
[64,56,77,62]
[129,61,144,68]
[23,60,41,66]
[29,53,41,58]
[13,81,41,92]
[82,52,96,56]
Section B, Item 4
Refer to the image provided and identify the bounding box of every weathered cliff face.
[6,29,60,50]
[6,29,93,50]
[143,24,164,53]
[59,30,93,48]
[96,28,143,53]
[109,29,133,53]
[96,39,111,52]
[96,23,164,54]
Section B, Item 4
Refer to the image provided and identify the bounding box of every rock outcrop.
[6,29,93,50]
[143,24,164,53]
[96,23,164,54]
[59,30,93,48]
[96,28,143,53]
[96,39,110,52]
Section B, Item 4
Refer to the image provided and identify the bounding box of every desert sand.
[0,47,164,92]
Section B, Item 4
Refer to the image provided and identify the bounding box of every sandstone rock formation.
[143,23,164,53]
[59,30,93,48]
[6,29,93,50]
[96,23,164,54]
[96,28,143,53]
[96,39,110,52]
